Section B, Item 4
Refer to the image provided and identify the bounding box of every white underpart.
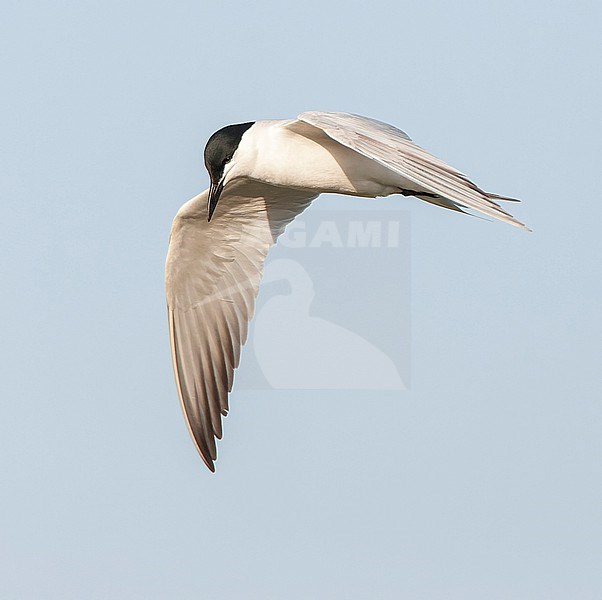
[229,119,406,197]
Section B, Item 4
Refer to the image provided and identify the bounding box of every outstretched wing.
[297,111,528,230]
[165,182,317,471]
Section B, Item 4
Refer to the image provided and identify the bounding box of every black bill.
[207,180,224,222]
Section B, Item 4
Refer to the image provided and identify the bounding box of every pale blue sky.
[1,1,601,598]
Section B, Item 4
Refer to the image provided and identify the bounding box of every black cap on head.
[204,121,255,221]
[204,122,255,185]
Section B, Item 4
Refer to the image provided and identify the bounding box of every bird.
[165,111,528,471]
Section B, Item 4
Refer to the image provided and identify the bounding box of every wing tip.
[193,439,217,472]
[505,215,532,232]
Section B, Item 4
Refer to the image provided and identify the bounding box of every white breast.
[234,120,404,197]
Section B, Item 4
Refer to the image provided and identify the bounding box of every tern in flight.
[165,111,528,471]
